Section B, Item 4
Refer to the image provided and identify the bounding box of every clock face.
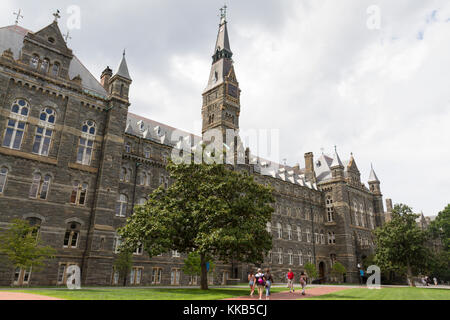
[227,84,238,98]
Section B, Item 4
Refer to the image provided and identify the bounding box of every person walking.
[248,271,256,297]
[264,269,273,300]
[287,268,295,293]
[255,268,266,300]
[299,272,307,296]
[433,277,438,286]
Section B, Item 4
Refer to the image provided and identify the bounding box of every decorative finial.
[63,30,71,43]
[13,9,24,26]
[320,147,324,154]
[219,4,227,23]
[123,49,126,57]
[334,145,337,152]
[53,9,61,22]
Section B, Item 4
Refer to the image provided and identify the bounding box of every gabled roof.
[0,24,108,98]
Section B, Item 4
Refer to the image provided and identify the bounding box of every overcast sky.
[2,0,449,216]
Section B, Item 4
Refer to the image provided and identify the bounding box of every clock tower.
[202,8,241,142]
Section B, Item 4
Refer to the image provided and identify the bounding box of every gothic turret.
[109,50,132,101]
[368,164,381,194]
[330,146,344,179]
[202,6,241,140]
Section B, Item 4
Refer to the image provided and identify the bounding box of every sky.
[1,0,449,216]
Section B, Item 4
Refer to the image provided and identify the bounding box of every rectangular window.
[130,267,143,285]
[171,268,181,285]
[77,138,94,165]
[57,263,77,285]
[32,127,53,156]
[152,267,162,284]
[3,119,26,150]
[0,167,8,194]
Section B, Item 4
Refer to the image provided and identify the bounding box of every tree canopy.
[374,204,430,286]
[0,219,55,282]
[119,162,274,289]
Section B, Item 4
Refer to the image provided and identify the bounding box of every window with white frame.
[320,231,325,244]
[29,173,51,200]
[277,248,283,264]
[306,228,311,243]
[288,249,293,265]
[70,181,88,205]
[353,201,358,226]
[76,120,96,165]
[51,62,60,77]
[138,171,147,186]
[134,243,143,255]
[32,108,56,156]
[267,250,272,263]
[299,251,303,266]
[30,54,39,69]
[152,267,162,284]
[124,142,131,153]
[3,99,29,150]
[63,222,80,249]
[113,236,122,253]
[172,250,180,258]
[287,224,292,240]
[297,226,302,241]
[326,195,334,222]
[144,147,151,159]
[14,267,32,286]
[308,251,313,264]
[360,203,366,227]
[0,167,8,194]
[40,58,49,73]
[116,194,128,217]
[266,222,271,234]
[112,269,120,285]
[189,275,198,285]
[277,223,282,239]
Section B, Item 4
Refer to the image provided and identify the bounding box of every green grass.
[304,287,450,300]
[8,287,289,300]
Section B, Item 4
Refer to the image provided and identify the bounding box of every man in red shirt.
[287,269,295,293]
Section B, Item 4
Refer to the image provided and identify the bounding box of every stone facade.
[0,15,386,287]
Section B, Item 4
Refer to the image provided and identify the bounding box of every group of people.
[421,276,439,286]
[248,268,307,300]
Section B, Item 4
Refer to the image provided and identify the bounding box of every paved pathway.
[224,286,352,300]
[0,292,63,300]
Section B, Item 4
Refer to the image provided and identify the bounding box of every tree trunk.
[123,273,127,287]
[200,253,208,290]
[406,260,415,287]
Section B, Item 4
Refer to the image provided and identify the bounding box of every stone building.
[0,12,387,286]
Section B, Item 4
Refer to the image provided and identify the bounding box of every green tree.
[374,204,430,287]
[113,249,133,286]
[119,162,274,290]
[330,262,347,283]
[182,251,215,277]
[304,262,318,284]
[0,219,55,286]
[428,204,450,281]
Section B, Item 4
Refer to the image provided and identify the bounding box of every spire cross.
[219,4,227,21]
[63,31,71,42]
[13,9,23,26]
[53,9,61,22]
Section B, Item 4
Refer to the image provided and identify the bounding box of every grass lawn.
[304,287,450,300]
[9,287,290,300]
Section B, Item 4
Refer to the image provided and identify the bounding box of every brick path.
[0,292,63,300]
[224,286,352,300]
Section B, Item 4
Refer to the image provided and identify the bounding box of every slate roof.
[0,24,108,98]
[115,52,131,80]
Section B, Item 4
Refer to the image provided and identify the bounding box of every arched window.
[51,62,60,77]
[30,54,39,69]
[29,173,51,200]
[70,181,88,205]
[63,222,81,249]
[299,251,303,266]
[3,99,30,150]
[116,194,128,217]
[32,108,56,156]
[326,195,334,222]
[297,226,301,241]
[287,224,292,240]
[306,228,311,243]
[0,167,8,194]
[77,121,96,165]
[40,58,50,73]
[277,248,283,264]
[276,223,282,239]
[288,249,293,265]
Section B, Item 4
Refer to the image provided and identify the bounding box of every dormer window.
[137,120,145,132]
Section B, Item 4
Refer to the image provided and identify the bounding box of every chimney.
[101,66,113,91]
[304,152,316,183]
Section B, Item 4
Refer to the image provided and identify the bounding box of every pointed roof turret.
[330,146,344,169]
[114,50,131,81]
[204,6,234,93]
[368,164,380,183]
